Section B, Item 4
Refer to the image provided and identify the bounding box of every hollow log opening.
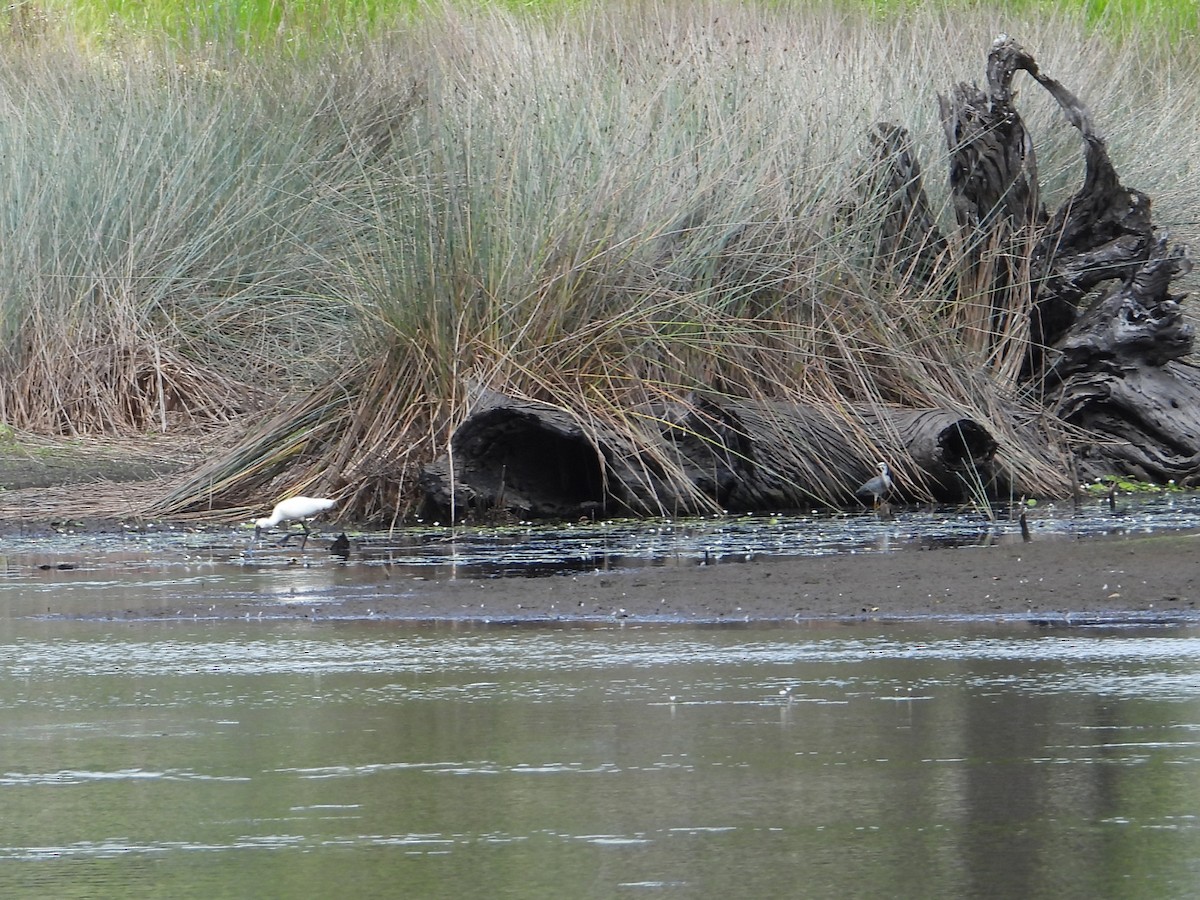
[429,406,607,520]
[939,420,998,470]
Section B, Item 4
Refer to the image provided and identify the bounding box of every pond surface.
[2,616,1200,898]
[3,494,1200,897]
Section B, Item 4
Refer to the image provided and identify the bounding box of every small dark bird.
[855,462,893,509]
[329,532,351,559]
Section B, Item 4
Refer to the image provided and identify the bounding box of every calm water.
[2,612,1200,898]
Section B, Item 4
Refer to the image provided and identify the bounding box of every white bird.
[254,496,337,549]
[855,462,893,508]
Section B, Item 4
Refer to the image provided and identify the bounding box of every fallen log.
[657,397,998,508]
[416,36,1198,524]
[420,398,620,521]
[420,392,998,521]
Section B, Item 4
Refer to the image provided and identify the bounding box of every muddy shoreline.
[75,528,1200,625]
[3,436,1199,626]
[307,530,1200,624]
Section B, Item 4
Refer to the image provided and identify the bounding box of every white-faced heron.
[855,462,893,508]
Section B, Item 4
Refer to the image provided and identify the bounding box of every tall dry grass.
[2,3,1197,518]
[0,38,385,432]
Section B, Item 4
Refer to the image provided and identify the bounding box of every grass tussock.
[1,3,1198,520]
[0,38,380,432]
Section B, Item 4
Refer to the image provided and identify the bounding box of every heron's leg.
[298,520,313,551]
[278,525,296,546]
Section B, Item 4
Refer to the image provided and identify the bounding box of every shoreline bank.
[50,529,1200,625]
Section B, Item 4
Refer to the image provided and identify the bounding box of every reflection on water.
[0,496,1199,895]
[1,619,1199,898]
[305,491,1200,577]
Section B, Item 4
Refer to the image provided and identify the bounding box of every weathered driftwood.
[657,397,998,509]
[942,36,1164,376]
[418,393,694,521]
[939,39,1044,233]
[1042,237,1193,381]
[420,398,619,521]
[1052,361,1200,484]
[867,123,950,292]
[892,35,1196,483]
[420,392,998,521]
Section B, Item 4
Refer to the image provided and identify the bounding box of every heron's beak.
[254,525,262,542]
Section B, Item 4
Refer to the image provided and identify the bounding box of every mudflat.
[2,433,1196,624]
[378,530,1200,624]
[93,528,1200,624]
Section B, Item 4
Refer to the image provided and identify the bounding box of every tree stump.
[888,35,1195,483]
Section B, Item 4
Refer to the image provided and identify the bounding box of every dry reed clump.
[3,3,1196,522]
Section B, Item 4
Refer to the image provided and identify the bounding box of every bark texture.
[903,35,1195,482]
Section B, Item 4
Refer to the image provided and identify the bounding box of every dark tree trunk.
[892,35,1196,483]
[867,123,950,292]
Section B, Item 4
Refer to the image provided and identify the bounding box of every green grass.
[14,0,1199,47]
[854,0,1196,34]
[33,0,396,46]
[33,0,596,48]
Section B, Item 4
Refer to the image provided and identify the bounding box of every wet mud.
[3,498,1199,625]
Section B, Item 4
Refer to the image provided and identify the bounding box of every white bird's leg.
[298,521,312,551]
[278,524,297,546]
